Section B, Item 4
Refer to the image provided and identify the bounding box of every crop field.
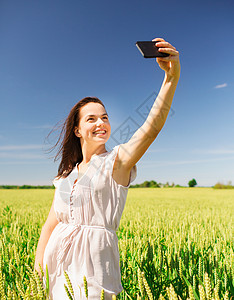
[0,188,233,299]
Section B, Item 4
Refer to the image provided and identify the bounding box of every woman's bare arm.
[34,194,59,277]
[117,38,180,170]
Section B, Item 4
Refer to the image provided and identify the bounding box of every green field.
[0,188,233,299]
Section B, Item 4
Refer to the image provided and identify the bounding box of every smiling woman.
[34,37,180,299]
[50,97,109,178]
[73,101,111,164]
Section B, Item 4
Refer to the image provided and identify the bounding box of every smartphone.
[136,41,169,58]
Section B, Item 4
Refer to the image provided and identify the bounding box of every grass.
[0,188,233,299]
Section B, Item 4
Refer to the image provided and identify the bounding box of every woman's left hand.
[152,38,180,80]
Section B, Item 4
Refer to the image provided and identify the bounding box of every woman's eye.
[87,116,108,121]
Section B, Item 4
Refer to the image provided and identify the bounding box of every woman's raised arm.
[118,38,180,170]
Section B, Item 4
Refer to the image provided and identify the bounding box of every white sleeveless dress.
[43,144,137,300]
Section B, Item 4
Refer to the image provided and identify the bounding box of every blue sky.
[0,0,233,186]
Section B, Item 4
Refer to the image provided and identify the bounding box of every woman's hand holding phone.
[152,38,180,80]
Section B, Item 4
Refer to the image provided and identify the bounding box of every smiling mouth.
[93,130,107,135]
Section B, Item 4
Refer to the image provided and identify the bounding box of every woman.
[34,37,180,299]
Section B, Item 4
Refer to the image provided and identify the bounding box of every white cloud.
[0,144,49,160]
[0,160,51,165]
[214,83,227,89]
[18,123,54,130]
[32,125,54,129]
[147,148,169,153]
[191,148,234,155]
[140,156,234,167]
[0,152,45,159]
[0,144,43,151]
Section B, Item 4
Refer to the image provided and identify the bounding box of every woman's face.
[75,102,111,146]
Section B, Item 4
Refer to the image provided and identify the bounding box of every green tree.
[188,178,197,187]
[142,181,151,187]
[149,180,157,187]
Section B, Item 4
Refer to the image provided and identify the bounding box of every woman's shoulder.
[52,176,61,188]
[52,167,78,188]
[104,145,120,163]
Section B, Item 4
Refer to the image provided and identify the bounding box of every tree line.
[0,185,55,189]
[1,179,233,189]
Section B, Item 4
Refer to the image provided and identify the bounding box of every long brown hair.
[50,97,106,178]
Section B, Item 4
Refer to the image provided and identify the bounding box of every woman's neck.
[80,144,107,163]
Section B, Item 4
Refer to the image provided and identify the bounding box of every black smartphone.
[136,41,169,58]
